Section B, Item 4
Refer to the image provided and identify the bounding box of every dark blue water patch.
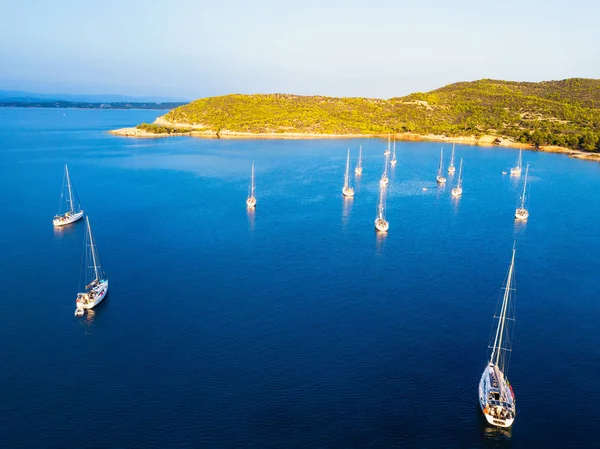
[1,108,600,447]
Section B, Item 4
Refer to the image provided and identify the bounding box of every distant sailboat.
[515,165,529,220]
[246,162,257,208]
[451,158,463,197]
[510,149,523,176]
[342,149,355,197]
[75,217,108,316]
[390,140,397,166]
[478,246,518,428]
[384,134,391,156]
[380,151,390,186]
[374,183,389,232]
[53,164,84,227]
[355,145,363,175]
[448,143,456,174]
[436,148,447,184]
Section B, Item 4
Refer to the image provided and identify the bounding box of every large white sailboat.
[342,149,355,197]
[448,143,456,174]
[384,134,391,156]
[374,183,389,232]
[436,148,447,184]
[478,246,518,428]
[75,217,108,316]
[380,151,390,186]
[246,162,257,208]
[451,158,463,197]
[355,145,363,175]
[510,149,523,176]
[390,140,397,166]
[53,164,84,227]
[515,165,529,220]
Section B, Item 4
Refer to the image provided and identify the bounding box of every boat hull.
[374,218,389,232]
[76,280,109,310]
[451,187,462,197]
[53,210,84,227]
[246,196,257,208]
[354,167,362,175]
[436,176,446,184]
[379,177,388,186]
[448,166,456,174]
[390,160,397,166]
[342,187,354,197]
[510,168,521,176]
[515,208,529,220]
[478,365,516,428]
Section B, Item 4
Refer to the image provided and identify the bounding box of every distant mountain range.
[0,90,188,104]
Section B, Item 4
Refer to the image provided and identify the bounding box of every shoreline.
[109,126,600,162]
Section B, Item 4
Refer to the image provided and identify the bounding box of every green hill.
[140,78,600,151]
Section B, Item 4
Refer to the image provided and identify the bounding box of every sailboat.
[53,164,84,227]
[380,151,390,186]
[515,165,529,220]
[246,162,257,208]
[384,134,391,156]
[374,183,389,232]
[478,246,518,428]
[451,158,463,197]
[355,145,363,175]
[390,140,397,166]
[75,217,108,316]
[448,143,456,174]
[342,149,355,197]
[436,148,447,184]
[510,149,522,176]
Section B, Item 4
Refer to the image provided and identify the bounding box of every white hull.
[355,167,362,175]
[510,168,521,176]
[448,166,455,174]
[246,196,257,208]
[451,187,462,197]
[478,364,516,428]
[384,150,391,156]
[380,177,388,186]
[515,208,528,220]
[342,187,354,197]
[390,160,397,166]
[436,176,446,184]
[374,218,389,232]
[76,280,108,310]
[53,210,84,227]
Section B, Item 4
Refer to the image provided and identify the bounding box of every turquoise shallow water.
[1,108,600,447]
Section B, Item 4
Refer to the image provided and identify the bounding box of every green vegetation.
[137,123,190,134]
[156,78,600,152]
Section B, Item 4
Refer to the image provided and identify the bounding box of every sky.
[1,0,598,100]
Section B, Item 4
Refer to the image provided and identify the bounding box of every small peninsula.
[110,78,600,159]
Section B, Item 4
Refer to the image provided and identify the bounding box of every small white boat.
[374,182,389,232]
[510,149,522,176]
[479,246,518,428]
[451,158,463,197]
[53,165,84,227]
[515,165,529,220]
[384,134,391,156]
[448,143,456,174]
[355,145,363,175]
[390,140,397,166]
[380,151,390,186]
[436,148,447,184]
[75,217,108,314]
[246,162,257,208]
[342,149,355,197]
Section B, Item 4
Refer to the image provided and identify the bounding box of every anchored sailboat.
[374,183,389,232]
[510,149,523,176]
[451,158,463,197]
[75,217,108,316]
[342,149,355,197]
[390,140,397,166]
[515,165,529,220]
[355,145,363,175]
[246,162,257,208]
[448,143,456,174]
[380,151,390,186]
[53,165,84,227]
[436,148,447,184]
[478,246,518,428]
[384,134,391,156]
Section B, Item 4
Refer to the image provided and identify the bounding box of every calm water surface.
[1,109,600,447]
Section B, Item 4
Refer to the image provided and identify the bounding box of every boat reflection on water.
[342,195,353,229]
[247,207,255,232]
[375,228,387,255]
[53,224,77,238]
[483,423,512,441]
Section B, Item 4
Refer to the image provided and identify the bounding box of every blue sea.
[1,108,600,447]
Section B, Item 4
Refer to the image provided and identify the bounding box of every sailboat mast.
[393,140,396,159]
[383,152,389,177]
[344,150,350,188]
[87,217,100,282]
[251,162,255,196]
[377,184,386,219]
[65,165,75,213]
[521,165,528,208]
[458,158,463,185]
[491,248,516,367]
[358,145,362,168]
[518,149,522,170]
[438,148,444,175]
[451,143,455,166]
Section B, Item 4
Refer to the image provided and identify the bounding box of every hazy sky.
[1,0,597,99]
